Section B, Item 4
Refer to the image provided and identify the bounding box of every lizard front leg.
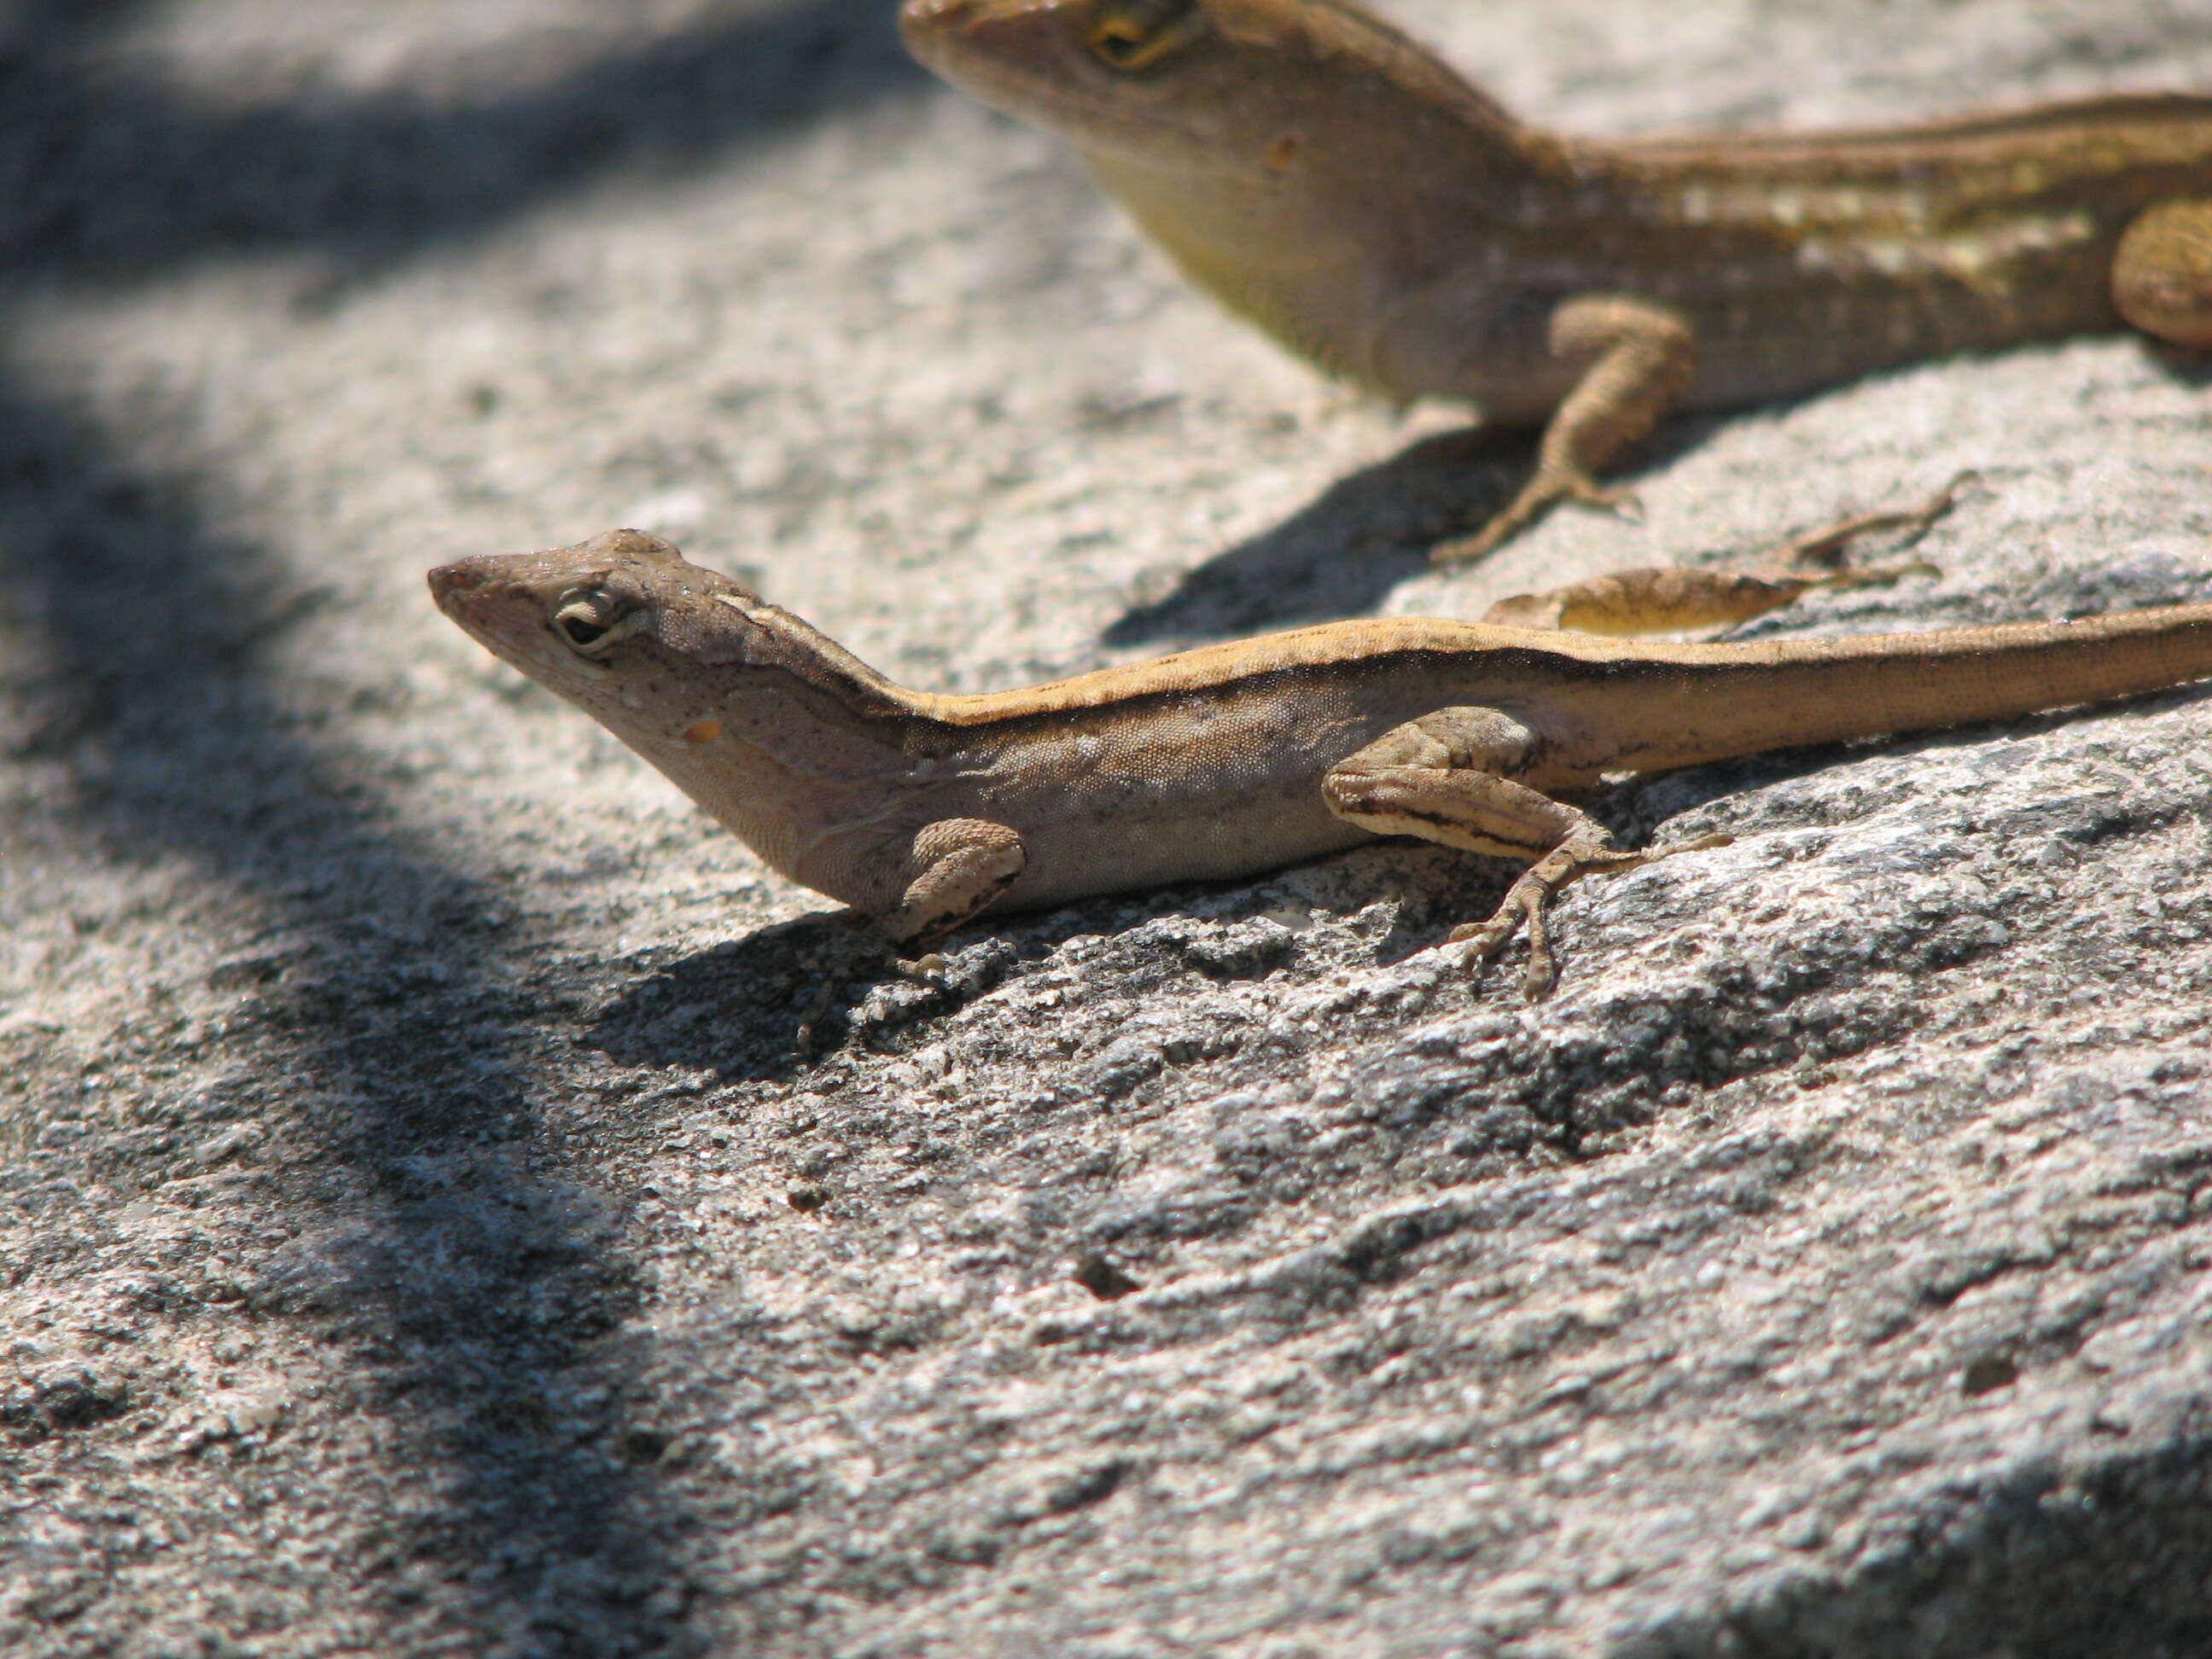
[2114,199,2212,351]
[882,818,1027,943]
[1319,707,1729,996]
[1434,295,1696,567]
[790,818,1023,1051]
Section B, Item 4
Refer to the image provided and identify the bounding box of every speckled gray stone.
[5,3,2212,1656]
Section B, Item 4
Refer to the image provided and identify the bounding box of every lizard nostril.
[899,0,957,26]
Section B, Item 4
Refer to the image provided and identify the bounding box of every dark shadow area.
[3,379,696,1652]
[0,0,926,1649]
[2145,339,2212,389]
[3,0,148,53]
[1099,416,1725,647]
[1102,426,1527,646]
[593,908,1113,1074]
[1,0,923,289]
[588,911,895,1080]
[1664,1414,2212,1658]
[591,853,1522,1077]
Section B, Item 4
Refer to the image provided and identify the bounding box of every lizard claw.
[1447,886,1557,998]
[1433,465,1636,568]
[1445,831,1736,998]
[1575,478,1642,519]
[1445,917,1506,952]
[894,951,951,983]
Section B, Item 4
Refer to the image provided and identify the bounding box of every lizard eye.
[550,591,643,655]
[1086,0,1202,71]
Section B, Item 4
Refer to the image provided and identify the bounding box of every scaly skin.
[899,0,2212,560]
[432,528,2212,995]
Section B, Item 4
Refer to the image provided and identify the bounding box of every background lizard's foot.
[1771,469,1976,573]
[1433,467,1639,568]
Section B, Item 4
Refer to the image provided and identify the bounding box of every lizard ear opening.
[550,590,649,655]
[1086,0,1204,71]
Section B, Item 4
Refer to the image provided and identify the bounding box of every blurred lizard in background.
[902,0,2212,568]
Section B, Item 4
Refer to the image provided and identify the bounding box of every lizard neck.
[617,663,939,901]
[1079,112,1571,385]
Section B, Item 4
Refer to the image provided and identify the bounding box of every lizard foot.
[1773,469,1975,573]
[1433,468,1641,568]
[1450,832,1733,997]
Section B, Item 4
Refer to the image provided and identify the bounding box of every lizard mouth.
[427,558,512,631]
[425,560,480,607]
[427,557,556,661]
[901,0,1106,119]
[901,0,1241,169]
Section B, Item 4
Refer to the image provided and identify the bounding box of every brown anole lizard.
[900,0,2212,563]
[431,528,2212,995]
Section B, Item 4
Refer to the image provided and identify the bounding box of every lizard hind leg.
[2114,199,2212,351]
[1432,295,1697,568]
[1320,705,1729,996]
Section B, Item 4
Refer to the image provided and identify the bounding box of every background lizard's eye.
[1086,0,1202,71]
[550,591,639,654]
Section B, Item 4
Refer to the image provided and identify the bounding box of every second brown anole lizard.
[431,529,2212,996]
[900,0,2212,563]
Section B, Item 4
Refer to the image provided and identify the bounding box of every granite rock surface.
[4,1,2212,1654]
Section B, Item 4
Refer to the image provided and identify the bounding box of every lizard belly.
[1368,218,2133,416]
[1360,275,1573,417]
[1004,767,1368,913]
[945,702,1383,914]
[1677,249,2126,408]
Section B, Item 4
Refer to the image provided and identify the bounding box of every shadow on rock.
[1101,425,1528,645]
[1097,405,1743,647]
[587,876,1401,1076]
[0,370,702,1653]
[591,909,1161,1075]
[0,0,929,1649]
[588,912,895,1080]
[1679,1425,2212,1658]
[3,0,923,288]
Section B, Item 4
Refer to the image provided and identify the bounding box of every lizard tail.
[1601,602,2212,773]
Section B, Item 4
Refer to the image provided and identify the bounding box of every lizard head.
[899,0,1513,175]
[428,529,903,761]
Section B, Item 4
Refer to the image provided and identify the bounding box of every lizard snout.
[425,562,493,621]
[899,0,1072,93]
[898,0,982,34]
[898,0,981,56]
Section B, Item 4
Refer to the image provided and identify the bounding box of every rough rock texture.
[5,2,2212,1655]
